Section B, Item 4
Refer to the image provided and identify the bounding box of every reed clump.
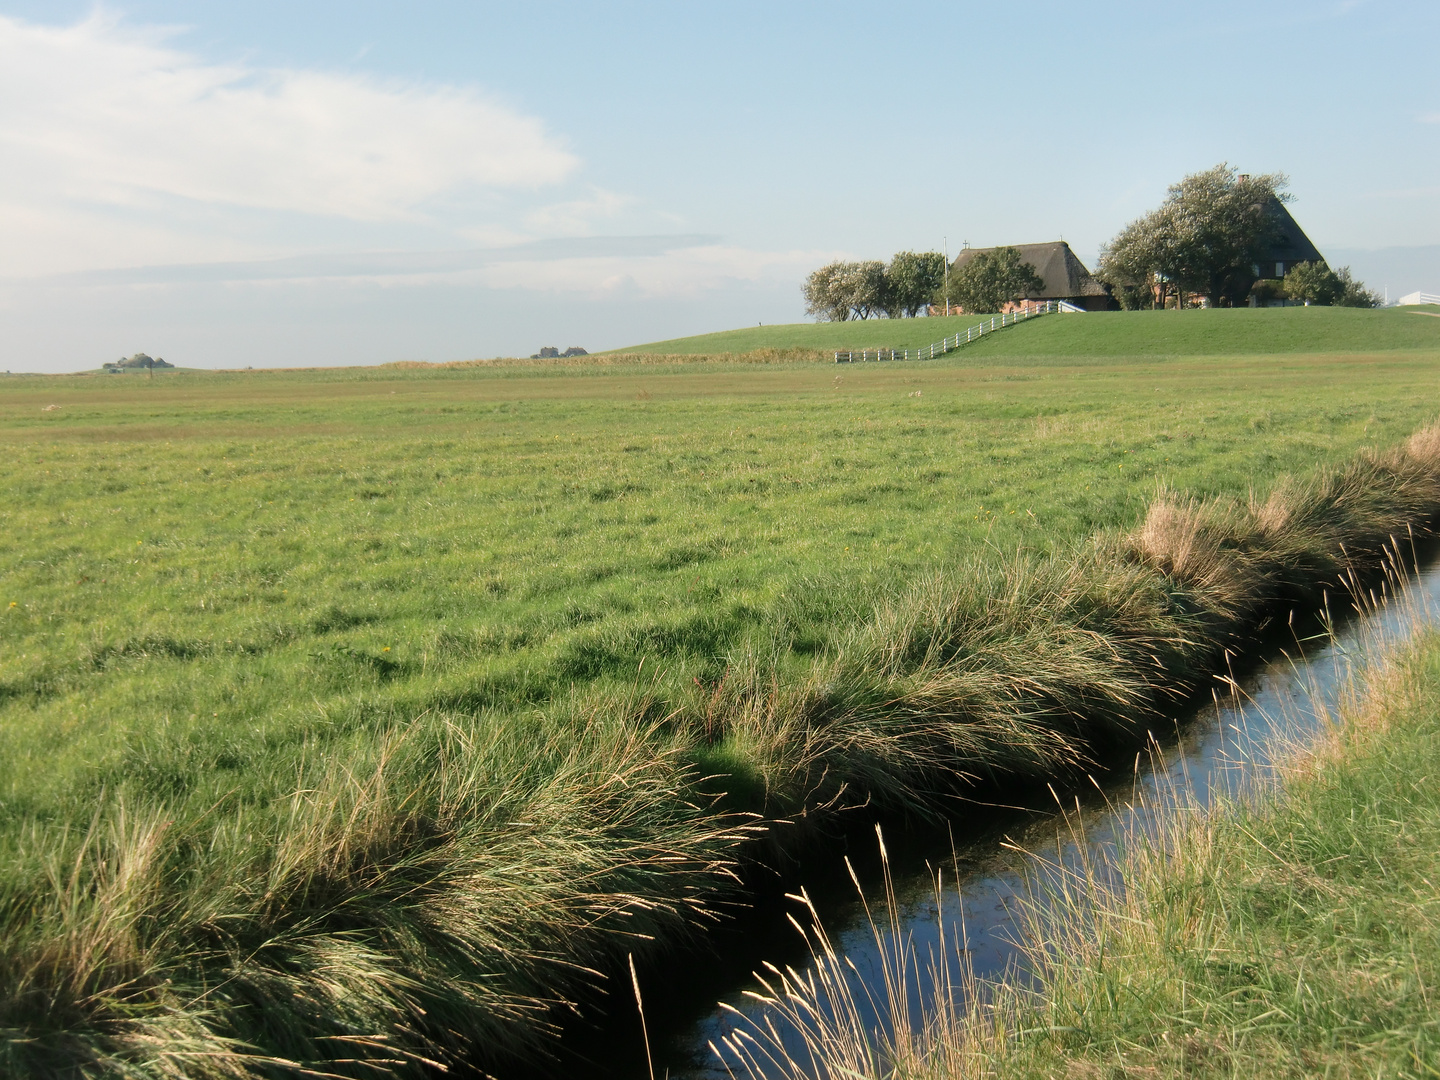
[1131,432,1440,624]
[1,713,759,1077]
[681,550,1209,820]
[5,424,1440,1077]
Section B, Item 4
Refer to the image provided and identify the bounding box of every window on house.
[1276,262,1285,277]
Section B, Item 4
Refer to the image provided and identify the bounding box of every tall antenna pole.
[944,236,950,317]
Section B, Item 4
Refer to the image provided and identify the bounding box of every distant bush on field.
[529,346,590,359]
[102,353,174,371]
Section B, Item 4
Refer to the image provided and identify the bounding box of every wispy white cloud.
[524,188,635,234]
[0,14,576,220]
[21,235,723,286]
[0,13,582,275]
[12,236,840,302]
[0,12,836,368]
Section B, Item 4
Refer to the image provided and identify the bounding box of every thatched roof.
[950,241,1109,299]
[1256,196,1325,268]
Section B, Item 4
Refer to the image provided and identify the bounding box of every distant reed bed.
[382,346,833,370]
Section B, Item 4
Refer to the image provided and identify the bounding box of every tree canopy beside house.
[880,251,947,317]
[802,250,945,321]
[805,163,1382,318]
[1097,164,1291,309]
[941,246,1045,314]
[1283,261,1382,308]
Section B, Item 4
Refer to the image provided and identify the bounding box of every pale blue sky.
[2,1,1437,371]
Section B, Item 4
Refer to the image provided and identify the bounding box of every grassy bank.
[922,622,1440,1078]
[613,305,1440,357]
[3,334,1440,1075]
[996,627,1440,1077]
[721,619,1440,1080]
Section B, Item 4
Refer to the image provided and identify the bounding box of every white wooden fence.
[833,300,1072,363]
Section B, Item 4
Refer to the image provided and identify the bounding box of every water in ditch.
[629,558,1440,1079]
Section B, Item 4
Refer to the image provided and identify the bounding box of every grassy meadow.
[3,307,1440,1075]
[612,303,1440,357]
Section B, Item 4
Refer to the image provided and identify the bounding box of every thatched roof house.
[1252,195,1325,281]
[949,240,1113,311]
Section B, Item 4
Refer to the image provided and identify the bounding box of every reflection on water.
[663,560,1440,1080]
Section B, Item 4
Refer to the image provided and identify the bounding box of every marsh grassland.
[2,306,1439,1076]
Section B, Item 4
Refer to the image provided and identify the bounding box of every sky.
[1,0,1437,372]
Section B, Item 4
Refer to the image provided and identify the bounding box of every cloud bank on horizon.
[0,2,1436,371]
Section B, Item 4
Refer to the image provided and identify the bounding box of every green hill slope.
[613,306,1440,358]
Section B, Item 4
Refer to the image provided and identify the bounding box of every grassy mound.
[614,306,1440,358]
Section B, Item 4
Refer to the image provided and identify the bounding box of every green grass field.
[6,330,1439,823]
[3,307,1440,1076]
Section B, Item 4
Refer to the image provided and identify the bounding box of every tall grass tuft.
[717,539,1440,1080]
[1,711,761,1077]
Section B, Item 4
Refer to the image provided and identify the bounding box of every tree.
[102,352,173,374]
[1334,267,1382,308]
[1283,261,1381,308]
[837,261,886,319]
[1097,164,1289,307]
[1095,236,1159,309]
[1282,261,1340,305]
[803,262,852,321]
[943,247,1045,314]
[881,251,946,318]
[803,260,887,321]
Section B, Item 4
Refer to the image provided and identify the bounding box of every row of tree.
[802,252,943,321]
[1095,164,1379,309]
[803,163,1381,319]
[803,248,1046,320]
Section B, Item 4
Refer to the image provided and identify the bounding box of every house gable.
[1254,196,1325,280]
